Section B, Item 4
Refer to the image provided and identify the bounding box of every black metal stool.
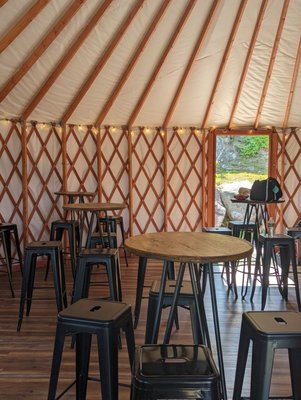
[48,298,135,400]
[47,219,80,279]
[72,247,122,304]
[0,228,15,297]
[250,234,301,311]
[228,220,257,298]
[287,226,301,265]
[17,241,67,331]
[89,231,118,249]
[202,227,237,297]
[233,311,301,400]
[0,222,23,274]
[145,280,207,345]
[130,344,221,399]
[98,215,129,267]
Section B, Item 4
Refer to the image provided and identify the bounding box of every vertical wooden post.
[207,129,216,227]
[96,125,101,201]
[61,122,67,192]
[127,126,133,236]
[163,126,168,231]
[268,128,279,221]
[21,119,28,247]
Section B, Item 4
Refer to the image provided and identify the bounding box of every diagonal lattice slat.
[166,128,202,231]
[99,126,129,231]
[131,128,164,234]
[26,123,62,241]
[279,128,301,228]
[66,125,98,192]
[0,120,23,251]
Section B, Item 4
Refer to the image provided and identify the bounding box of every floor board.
[0,254,299,399]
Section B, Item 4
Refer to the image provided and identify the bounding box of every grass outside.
[216,172,268,186]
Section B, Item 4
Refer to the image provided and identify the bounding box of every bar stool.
[17,241,67,331]
[130,344,221,400]
[98,215,129,267]
[88,231,118,249]
[250,234,301,311]
[233,311,301,400]
[48,298,135,400]
[145,280,207,345]
[72,247,122,304]
[228,220,257,298]
[0,228,15,297]
[0,222,23,275]
[202,227,237,296]
[286,226,301,265]
[46,219,80,279]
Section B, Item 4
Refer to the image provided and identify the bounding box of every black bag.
[250,177,282,202]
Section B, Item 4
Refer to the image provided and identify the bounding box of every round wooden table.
[63,202,127,251]
[125,231,253,400]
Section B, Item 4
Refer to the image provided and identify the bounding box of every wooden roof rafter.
[0,0,50,53]
[228,0,268,129]
[282,36,301,129]
[62,0,145,124]
[127,0,197,128]
[22,0,113,121]
[201,0,247,130]
[162,0,221,128]
[0,0,86,103]
[254,0,290,129]
[95,0,171,127]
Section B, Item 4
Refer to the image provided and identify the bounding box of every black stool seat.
[146,280,206,345]
[48,219,80,279]
[17,241,67,331]
[89,231,118,249]
[233,311,301,400]
[48,298,135,400]
[228,220,257,241]
[250,234,301,311]
[130,344,221,399]
[202,227,232,235]
[287,226,301,265]
[72,247,122,304]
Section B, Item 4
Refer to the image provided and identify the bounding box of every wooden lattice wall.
[1,120,300,252]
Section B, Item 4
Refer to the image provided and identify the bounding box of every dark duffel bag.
[250,177,282,202]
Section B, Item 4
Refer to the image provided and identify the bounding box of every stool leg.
[26,255,37,316]
[119,218,129,268]
[76,333,92,399]
[1,231,15,297]
[97,329,119,400]
[59,248,68,308]
[124,315,135,369]
[261,244,273,310]
[289,348,301,399]
[233,319,251,400]
[145,293,157,344]
[72,259,87,304]
[47,324,66,400]
[17,250,32,331]
[290,244,301,311]
[250,341,274,399]
[51,251,63,312]
[13,225,23,275]
[250,241,262,302]
[68,225,77,280]
[134,256,147,328]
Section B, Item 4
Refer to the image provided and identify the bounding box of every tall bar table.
[63,202,126,252]
[125,231,252,400]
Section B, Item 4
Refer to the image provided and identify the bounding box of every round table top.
[63,202,127,212]
[125,231,252,263]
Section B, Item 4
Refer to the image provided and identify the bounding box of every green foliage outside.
[238,136,269,158]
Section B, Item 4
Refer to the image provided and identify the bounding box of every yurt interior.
[1,1,301,399]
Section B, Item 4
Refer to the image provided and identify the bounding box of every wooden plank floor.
[0,254,299,399]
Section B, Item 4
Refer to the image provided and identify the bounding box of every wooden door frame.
[203,128,275,227]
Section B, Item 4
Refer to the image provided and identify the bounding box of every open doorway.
[215,133,269,226]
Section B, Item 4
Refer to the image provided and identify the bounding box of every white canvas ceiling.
[1,0,301,129]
